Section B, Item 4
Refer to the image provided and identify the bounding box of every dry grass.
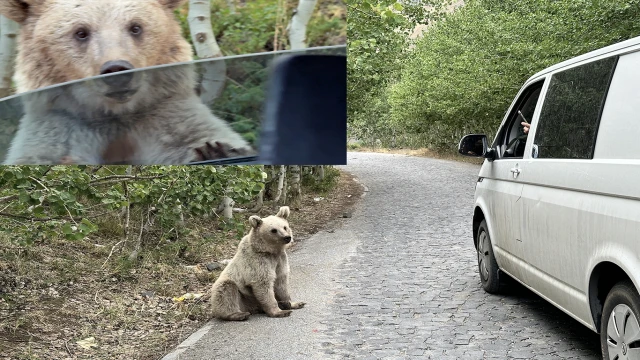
[0,170,363,360]
[350,146,485,165]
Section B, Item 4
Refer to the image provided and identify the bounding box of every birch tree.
[315,165,325,181]
[188,0,226,105]
[218,187,234,219]
[279,166,288,205]
[273,165,286,203]
[287,0,318,50]
[251,165,266,212]
[288,165,302,208]
[0,15,19,98]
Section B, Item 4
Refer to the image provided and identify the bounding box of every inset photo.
[0,0,346,166]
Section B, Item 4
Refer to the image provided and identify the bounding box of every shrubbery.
[0,166,265,246]
[349,0,640,152]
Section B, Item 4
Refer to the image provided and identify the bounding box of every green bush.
[0,166,265,245]
[357,0,640,152]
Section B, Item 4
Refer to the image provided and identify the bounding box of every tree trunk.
[287,0,318,50]
[128,207,149,262]
[274,165,286,203]
[316,165,325,181]
[0,15,19,98]
[251,165,265,212]
[188,0,226,105]
[221,191,234,219]
[289,165,301,208]
[266,165,277,201]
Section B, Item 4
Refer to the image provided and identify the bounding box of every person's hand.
[521,122,530,134]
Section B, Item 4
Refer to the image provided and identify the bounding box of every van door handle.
[510,167,521,178]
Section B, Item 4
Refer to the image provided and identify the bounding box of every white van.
[458,36,640,360]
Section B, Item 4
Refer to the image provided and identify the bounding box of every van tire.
[477,220,503,294]
[600,280,640,360]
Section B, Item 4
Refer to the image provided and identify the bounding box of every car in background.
[458,36,640,359]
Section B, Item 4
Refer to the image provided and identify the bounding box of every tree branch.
[90,174,170,186]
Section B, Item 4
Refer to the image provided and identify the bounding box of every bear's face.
[249,207,293,248]
[0,0,194,102]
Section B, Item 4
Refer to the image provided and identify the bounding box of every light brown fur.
[208,206,305,321]
[0,0,254,164]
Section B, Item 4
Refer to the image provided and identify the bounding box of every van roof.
[525,35,640,84]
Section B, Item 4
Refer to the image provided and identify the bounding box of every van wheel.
[601,281,640,360]
[477,220,503,294]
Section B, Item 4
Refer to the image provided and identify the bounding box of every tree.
[347,0,451,144]
[188,0,227,104]
[251,165,266,211]
[287,0,318,50]
[0,15,18,98]
[273,165,286,203]
[288,165,301,208]
[387,0,640,152]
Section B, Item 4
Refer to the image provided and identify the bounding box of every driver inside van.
[521,120,540,158]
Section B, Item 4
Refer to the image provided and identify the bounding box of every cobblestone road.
[165,152,601,360]
[319,153,600,359]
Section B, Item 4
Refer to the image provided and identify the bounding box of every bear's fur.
[0,0,254,164]
[208,206,305,321]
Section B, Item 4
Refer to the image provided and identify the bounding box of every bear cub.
[209,206,305,321]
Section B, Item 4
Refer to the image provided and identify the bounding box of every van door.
[517,55,619,325]
[479,78,546,281]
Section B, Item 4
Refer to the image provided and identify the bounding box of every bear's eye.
[75,28,90,41]
[130,24,143,36]
[271,229,277,234]
[284,226,287,230]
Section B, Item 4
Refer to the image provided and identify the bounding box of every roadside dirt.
[0,169,363,360]
[351,147,484,165]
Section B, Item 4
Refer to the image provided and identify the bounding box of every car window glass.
[499,82,543,159]
[0,45,346,165]
[532,56,618,159]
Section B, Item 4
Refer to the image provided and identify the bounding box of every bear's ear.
[249,215,262,228]
[276,206,290,219]
[0,0,42,24]
[158,0,188,10]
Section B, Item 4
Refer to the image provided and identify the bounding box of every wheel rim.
[607,303,640,360]
[477,231,490,282]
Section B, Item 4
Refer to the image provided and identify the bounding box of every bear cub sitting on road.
[209,206,305,321]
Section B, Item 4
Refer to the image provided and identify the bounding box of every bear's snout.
[100,60,135,89]
[283,236,292,244]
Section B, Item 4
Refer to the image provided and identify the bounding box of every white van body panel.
[594,50,640,160]
[474,37,640,335]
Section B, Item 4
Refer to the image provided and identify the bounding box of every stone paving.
[164,152,602,360]
[318,153,601,359]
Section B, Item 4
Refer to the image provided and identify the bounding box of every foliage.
[382,0,640,152]
[209,59,270,146]
[301,166,340,193]
[347,0,452,143]
[0,166,264,246]
[176,0,346,56]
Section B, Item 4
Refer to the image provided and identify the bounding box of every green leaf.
[62,223,74,235]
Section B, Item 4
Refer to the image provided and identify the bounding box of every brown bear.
[0,0,254,164]
[208,206,305,321]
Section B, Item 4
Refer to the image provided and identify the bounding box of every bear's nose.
[100,60,135,88]
[283,236,292,243]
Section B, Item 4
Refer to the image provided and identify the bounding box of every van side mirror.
[458,134,495,161]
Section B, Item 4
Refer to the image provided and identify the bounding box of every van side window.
[495,80,543,159]
[533,56,618,159]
